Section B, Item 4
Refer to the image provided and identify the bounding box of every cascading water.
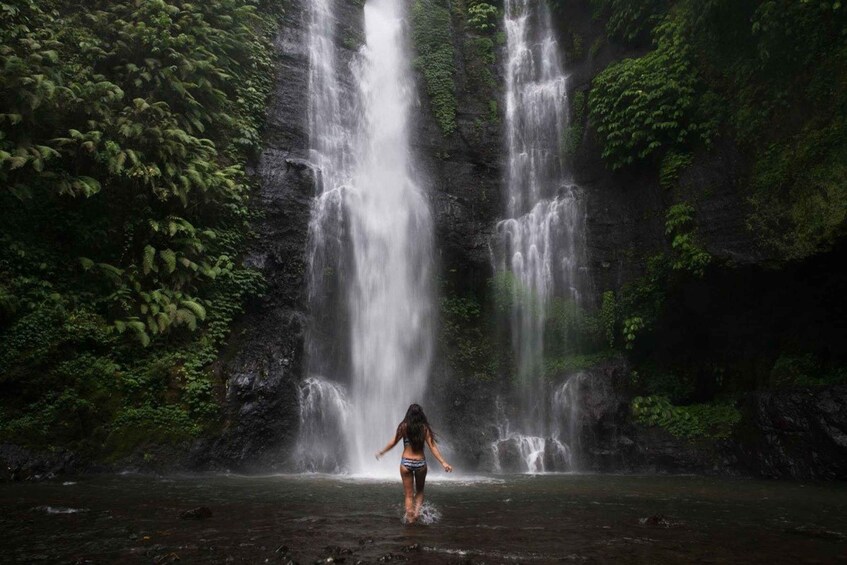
[298,0,434,476]
[492,0,589,472]
[295,377,350,472]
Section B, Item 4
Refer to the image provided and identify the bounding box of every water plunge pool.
[2,473,845,563]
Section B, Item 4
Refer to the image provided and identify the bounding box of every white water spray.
[300,0,434,476]
[492,0,589,472]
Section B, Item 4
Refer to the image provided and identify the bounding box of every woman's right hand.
[443,463,453,473]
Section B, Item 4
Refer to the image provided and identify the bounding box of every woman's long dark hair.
[397,403,435,451]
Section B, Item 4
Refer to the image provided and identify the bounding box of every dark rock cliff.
[411,15,507,470]
[734,386,847,480]
[544,359,847,479]
[200,1,315,471]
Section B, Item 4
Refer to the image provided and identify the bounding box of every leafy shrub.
[589,18,716,170]
[591,0,668,45]
[0,0,275,454]
[464,36,497,94]
[467,2,499,32]
[622,316,644,349]
[632,395,741,440]
[659,151,692,190]
[665,202,711,276]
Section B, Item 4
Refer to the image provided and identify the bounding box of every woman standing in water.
[376,404,452,523]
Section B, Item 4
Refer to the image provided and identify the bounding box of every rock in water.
[639,514,671,528]
[179,506,212,520]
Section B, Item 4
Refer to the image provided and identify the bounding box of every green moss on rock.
[411,0,458,136]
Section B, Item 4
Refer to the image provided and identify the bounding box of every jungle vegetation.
[0,0,279,455]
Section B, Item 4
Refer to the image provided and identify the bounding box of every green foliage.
[563,90,587,159]
[679,0,847,261]
[0,0,276,454]
[616,254,669,342]
[586,0,847,260]
[467,2,499,32]
[641,370,696,403]
[489,271,611,374]
[632,395,741,440]
[544,351,618,378]
[589,17,716,170]
[665,203,711,276]
[770,354,847,388]
[747,118,847,260]
[591,0,669,45]
[622,316,645,349]
[490,271,530,315]
[588,36,605,59]
[659,151,692,190]
[611,204,709,354]
[464,36,497,93]
[455,0,500,126]
[440,291,498,382]
[411,0,458,135]
[612,204,710,350]
[567,32,584,61]
[600,290,617,348]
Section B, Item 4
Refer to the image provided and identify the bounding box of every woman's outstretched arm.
[426,429,453,472]
[375,425,402,459]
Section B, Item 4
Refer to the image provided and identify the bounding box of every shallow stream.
[2,473,845,563]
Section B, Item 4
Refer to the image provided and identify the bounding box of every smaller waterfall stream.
[492,0,589,472]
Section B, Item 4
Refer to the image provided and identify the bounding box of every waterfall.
[298,0,434,476]
[295,377,350,472]
[491,0,588,472]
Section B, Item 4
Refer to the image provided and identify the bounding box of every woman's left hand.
[375,451,382,460]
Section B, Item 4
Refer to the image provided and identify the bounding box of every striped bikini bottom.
[401,457,427,471]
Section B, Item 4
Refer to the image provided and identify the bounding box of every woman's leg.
[400,464,415,523]
[412,465,427,520]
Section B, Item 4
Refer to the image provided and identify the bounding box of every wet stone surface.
[1,473,846,564]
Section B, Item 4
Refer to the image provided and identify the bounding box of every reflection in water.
[2,474,846,564]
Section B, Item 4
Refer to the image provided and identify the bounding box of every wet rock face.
[0,444,81,481]
[201,0,315,471]
[734,385,847,480]
[415,72,504,293]
[558,359,734,475]
[566,360,847,479]
[208,156,313,470]
[411,18,506,468]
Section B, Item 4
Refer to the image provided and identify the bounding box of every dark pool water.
[1,473,846,564]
